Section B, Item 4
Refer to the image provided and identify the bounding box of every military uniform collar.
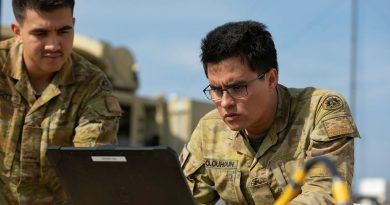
[273,84,292,134]
[232,84,292,158]
[2,38,24,80]
[254,84,292,157]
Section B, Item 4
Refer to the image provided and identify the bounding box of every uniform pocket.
[212,169,240,203]
[20,126,42,163]
[268,159,303,200]
[269,161,289,196]
[0,96,13,150]
[247,176,276,204]
[47,123,75,146]
[46,107,77,146]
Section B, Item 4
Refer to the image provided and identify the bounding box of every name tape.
[204,158,238,169]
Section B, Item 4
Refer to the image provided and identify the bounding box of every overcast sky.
[2,0,390,190]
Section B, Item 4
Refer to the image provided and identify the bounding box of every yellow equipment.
[274,156,351,205]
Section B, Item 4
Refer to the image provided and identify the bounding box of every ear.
[11,23,22,42]
[267,68,278,88]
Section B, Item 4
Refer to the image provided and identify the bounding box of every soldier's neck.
[28,72,55,95]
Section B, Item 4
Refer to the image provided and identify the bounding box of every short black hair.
[201,20,278,77]
[12,0,75,24]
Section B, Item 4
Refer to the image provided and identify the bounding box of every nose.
[220,90,235,109]
[44,36,61,51]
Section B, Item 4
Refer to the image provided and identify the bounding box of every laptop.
[46,146,195,205]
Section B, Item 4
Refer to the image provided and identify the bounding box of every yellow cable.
[273,157,351,205]
[274,186,300,205]
[274,167,305,205]
[292,167,305,185]
[332,180,351,204]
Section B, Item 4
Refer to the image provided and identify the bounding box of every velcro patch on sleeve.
[179,145,190,168]
[105,96,122,113]
[323,116,355,138]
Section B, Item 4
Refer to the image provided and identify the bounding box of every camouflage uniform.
[0,38,122,204]
[181,84,359,205]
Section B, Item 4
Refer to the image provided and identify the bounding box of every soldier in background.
[0,0,122,204]
[180,20,360,204]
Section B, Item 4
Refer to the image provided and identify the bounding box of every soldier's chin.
[225,123,242,131]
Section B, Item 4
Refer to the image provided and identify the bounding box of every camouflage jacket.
[181,84,359,205]
[0,38,122,204]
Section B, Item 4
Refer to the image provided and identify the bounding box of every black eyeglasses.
[203,73,266,101]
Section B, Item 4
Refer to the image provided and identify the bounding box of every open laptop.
[46,146,195,205]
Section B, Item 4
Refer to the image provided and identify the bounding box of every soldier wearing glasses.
[180,21,359,204]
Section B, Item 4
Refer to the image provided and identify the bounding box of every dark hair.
[12,0,75,24]
[201,20,278,77]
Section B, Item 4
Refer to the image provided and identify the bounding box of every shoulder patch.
[323,95,343,110]
[179,145,190,168]
[323,116,354,138]
[105,96,122,113]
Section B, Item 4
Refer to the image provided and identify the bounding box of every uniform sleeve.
[290,94,359,204]
[72,77,122,147]
[180,121,220,205]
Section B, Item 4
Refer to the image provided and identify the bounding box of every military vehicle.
[1,26,214,153]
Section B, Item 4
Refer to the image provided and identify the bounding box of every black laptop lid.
[46,146,195,205]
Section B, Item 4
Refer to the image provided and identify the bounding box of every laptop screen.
[47,146,195,205]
